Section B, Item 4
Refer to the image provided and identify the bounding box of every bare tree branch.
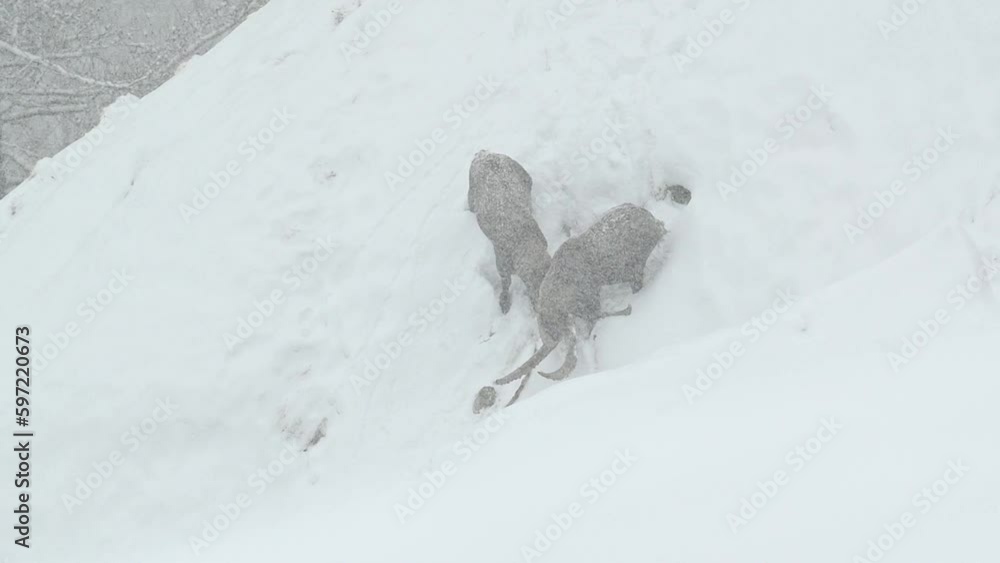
[0,146,34,173]
[0,87,101,97]
[0,0,271,199]
[0,141,42,159]
[135,11,248,87]
[2,104,92,122]
[0,39,142,88]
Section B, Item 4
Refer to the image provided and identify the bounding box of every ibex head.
[472,312,576,413]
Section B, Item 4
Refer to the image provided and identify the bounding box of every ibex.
[468,151,551,313]
[474,204,667,413]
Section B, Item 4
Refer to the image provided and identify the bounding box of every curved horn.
[505,371,533,407]
[494,340,558,385]
[538,333,577,380]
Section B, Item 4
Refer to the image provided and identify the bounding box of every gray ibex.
[468,151,552,314]
[474,203,667,412]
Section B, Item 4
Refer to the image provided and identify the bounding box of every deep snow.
[1,0,1000,561]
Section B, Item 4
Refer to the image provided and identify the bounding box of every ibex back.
[468,151,551,313]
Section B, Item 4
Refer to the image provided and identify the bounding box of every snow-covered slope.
[2,0,1000,561]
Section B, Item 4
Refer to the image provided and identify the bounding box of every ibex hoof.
[499,292,511,314]
[473,386,497,413]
